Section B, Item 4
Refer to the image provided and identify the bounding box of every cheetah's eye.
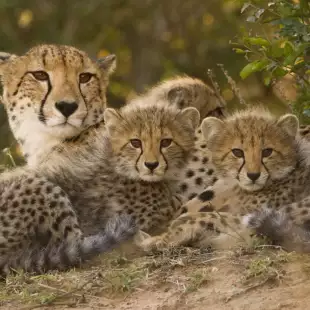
[130,139,142,148]
[232,148,244,158]
[160,139,172,148]
[79,73,93,84]
[262,148,273,158]
[31,71,49,81]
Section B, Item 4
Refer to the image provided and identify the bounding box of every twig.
[206,69,227,108]
[217,63,247,105]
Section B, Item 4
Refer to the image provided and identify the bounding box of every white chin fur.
[140,174,164,182]
[239,182,265,192]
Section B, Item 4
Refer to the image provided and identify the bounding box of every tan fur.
[131,76,227,121]
[0,44,116,167]
[31,100,199,236]
[135,108,310,252]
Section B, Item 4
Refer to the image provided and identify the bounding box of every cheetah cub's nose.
[247,172,261,182]
[55,101,78,118]
[144,162,159,171]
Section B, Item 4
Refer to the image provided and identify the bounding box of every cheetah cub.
[0,101,199,275]
[131,76,227,121]
[136,107,310,252]
[37,100,200,235]
[0,44,116,166]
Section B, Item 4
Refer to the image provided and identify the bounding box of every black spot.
[12,201,19,208]
[39,216,45,224]
[180,183,188,192]
[186,170,195,178]
[195,177,203,186]
[199,168,205,173]
[200,144,207,149]
[207,169,214,175]
[22,198,28,205]
[192,156,199,162]
[198,190,214,202]
[202,157,209,164]
[50,201,57,208]
[45,186,53,194]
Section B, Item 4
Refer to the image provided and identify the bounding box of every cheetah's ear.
[104,108,122,136]
[276,114,299,137]
[201,117,224,143]
[97,54,117,75]
[167,87,191,109]
[0,52,17,74]
[176,107,200,129]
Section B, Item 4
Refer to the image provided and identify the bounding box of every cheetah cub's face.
[104,102,200,182]
[0,44,116,142]
[201,108,299,191]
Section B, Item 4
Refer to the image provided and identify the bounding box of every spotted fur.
[0,170,136,276]
[135,108,310,252]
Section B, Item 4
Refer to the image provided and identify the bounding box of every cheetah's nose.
[144,162,159,172]
[247,172,261,182]
[55,101,78,118]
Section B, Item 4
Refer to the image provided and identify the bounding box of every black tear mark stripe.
[12,73,28,96]
[135,145,143,173]
[78,74,98,125]
[38,74,52,123]
[160,148,169,172]
[237,158,245,180]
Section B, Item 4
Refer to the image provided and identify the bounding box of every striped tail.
[246,207,310,253]
[0,215,136,276]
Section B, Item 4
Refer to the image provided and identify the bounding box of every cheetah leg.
[135,212,253,252]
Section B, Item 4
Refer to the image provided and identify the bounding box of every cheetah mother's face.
[0,44,116,143]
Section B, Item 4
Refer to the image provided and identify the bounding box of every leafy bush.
[235,0,310,122]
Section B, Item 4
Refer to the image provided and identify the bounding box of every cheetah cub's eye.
[262,148,273,158]
[130,139,142,148]
[79,73,93,84]
[31,71,49,81]
[160,139,172,148]
[232,148,244,158]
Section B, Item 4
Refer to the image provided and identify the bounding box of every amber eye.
[79,73,93,84]
[130,139,142,148]
[160,139,172,148]
[31,71,49,81]
[232,148,244,158]
[262,148,273,158]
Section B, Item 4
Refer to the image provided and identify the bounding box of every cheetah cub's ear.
[276,114,299,137]
[201,117,224,144]
[177,107,200,129]
[167,87,191,108]
[0,52,17,74]
[104,108,122,136]
[97,54,117,75]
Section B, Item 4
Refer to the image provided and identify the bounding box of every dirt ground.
[1,244,310,310]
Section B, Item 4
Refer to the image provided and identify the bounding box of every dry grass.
[0,243,301,309]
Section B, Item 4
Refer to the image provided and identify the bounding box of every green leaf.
[273,67,287,78]
[245,37,270,47]
[283,41,294,56]
[263,72,272,86]
[233,48,247,54]
[240,60,269,79]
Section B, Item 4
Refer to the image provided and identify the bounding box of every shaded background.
[0,0,293,167]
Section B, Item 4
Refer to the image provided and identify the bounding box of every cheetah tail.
[0,215,137,276]
[245,207,310,253]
